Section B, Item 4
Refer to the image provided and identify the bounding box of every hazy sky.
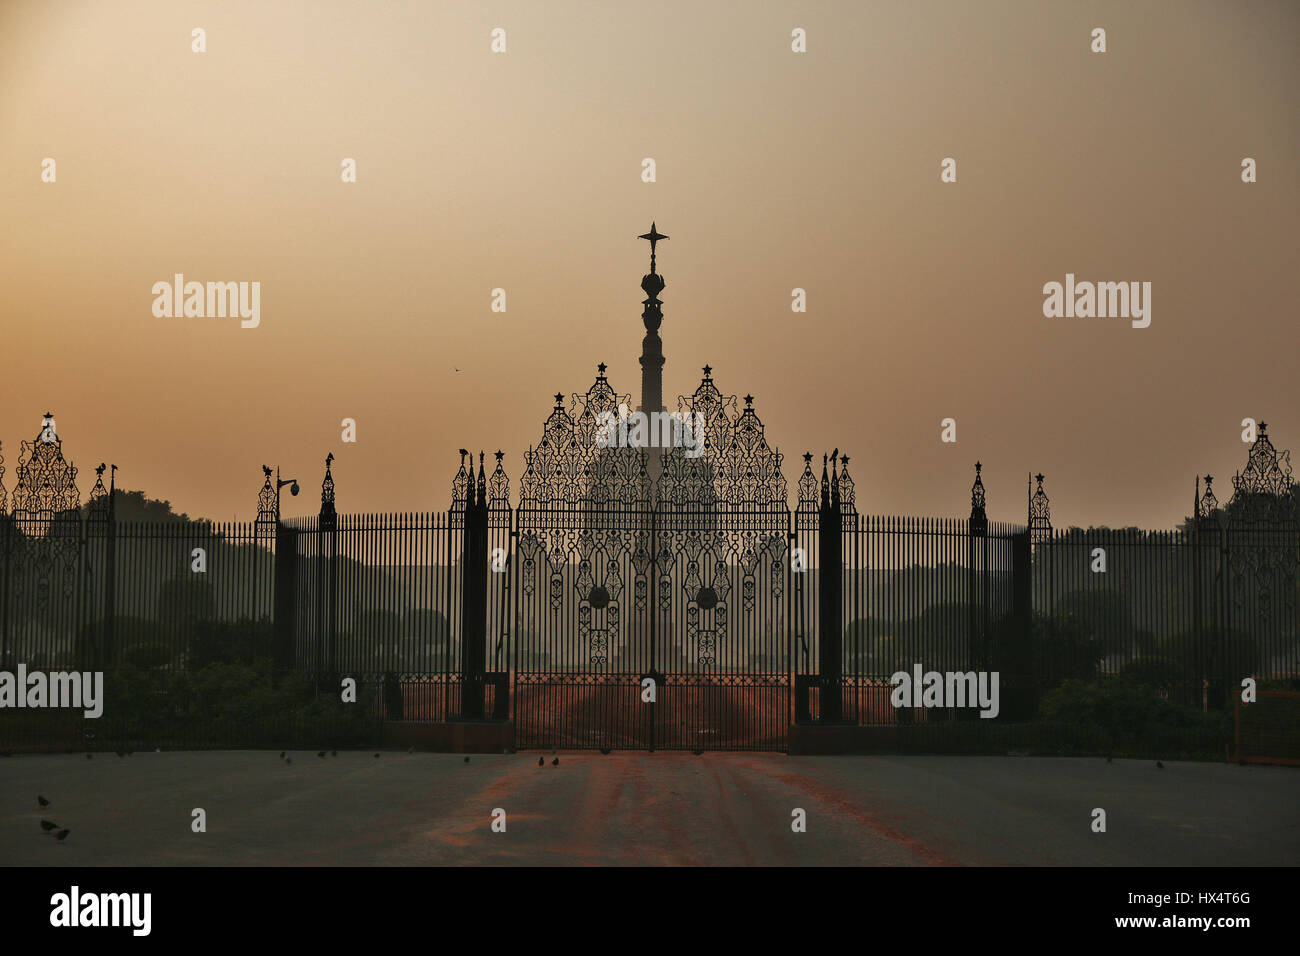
[2,0,1297,528]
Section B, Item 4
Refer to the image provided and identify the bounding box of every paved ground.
[1,751,1295,865]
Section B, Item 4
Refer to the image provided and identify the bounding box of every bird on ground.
[537,757,544,767]
[600,748,611,755]
[331,750,338,757]
[285,757,292,765]
[552,758,559,767]
[115,751,125,758]
[1156,761,1165,769]
[37,795,49,808]
[692,749,703,756]
[317,751,325,758]
[464,756,470,764]
[374,753,381,758]
[85,753,92,760]
[279,751,285,759]
[40,820,59,832]
[1105,755,1112,764]
[407,746,414,754]
[55,829,70,841]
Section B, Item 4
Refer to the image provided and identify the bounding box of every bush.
[1038,675,1230,757]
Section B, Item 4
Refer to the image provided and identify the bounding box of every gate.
[508,367,795,751]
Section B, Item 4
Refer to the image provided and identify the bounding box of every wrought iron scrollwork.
[1029,472,1051,546]
[12,413,80,537]
[255,465,277,536]
[320,453,337,531]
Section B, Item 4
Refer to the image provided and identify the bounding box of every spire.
[969,461,988,536]
[637,223,668,414]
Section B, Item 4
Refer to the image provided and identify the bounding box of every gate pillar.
[273,522,299,674]
[818,454,843,722]
[460,452,489,719]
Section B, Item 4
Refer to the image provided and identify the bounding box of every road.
[1,751,1295,865]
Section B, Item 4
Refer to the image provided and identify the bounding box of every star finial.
[597,362,607,374]
[1035,473,1044,484]
[554,392,564,406]
[975,461,982,473]
[495,450,504,461]
[1259,421,1268,434]
[702,364,712,377]
[804,452,813,464]
[639,222,669,272]
[744,394,754,406]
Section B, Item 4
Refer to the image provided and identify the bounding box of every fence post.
[967,463,988,689]
[273,522,299,675]
[817,453,843,722]
[1011,530,1032,717]
[104,466,117,671]
[460,452,489,719]
[318,454,338,695]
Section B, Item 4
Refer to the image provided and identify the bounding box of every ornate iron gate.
[507,365,796,751]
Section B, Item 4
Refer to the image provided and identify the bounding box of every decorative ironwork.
[11,413,81,536]
[1198,474,1219,521]
[320,453,337,530]
[0,440,7,514]
[969,461,987,536]
[1028,472,1051,545]
[488,451,509,509]
[87,463,110,525]
[255,465,277,534]
[838,454,856,513]
[1228,422,1296,528]
[1220,422,1298,636]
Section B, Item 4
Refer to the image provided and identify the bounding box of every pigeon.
[40,820,59,832]
[551,749,557,755]
[1156,761,1164,769]
[331,750,338,757]
[317,751,325,758]
[692,749,703,756]
[600,748,610,755]
[279,751,285,759]
[464,756,470,764]
[407,746,415,754]
[551,757,559,767]
[37,795,49,808]
[115,751,125,758]
[54,829,70,841]
[1105,755,1112,764]
[85,753,92,760]
[538,757,544,767]
[285,757,292,765]
[374,753,381,759]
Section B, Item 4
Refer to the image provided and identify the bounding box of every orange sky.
[1,0,1297,528]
